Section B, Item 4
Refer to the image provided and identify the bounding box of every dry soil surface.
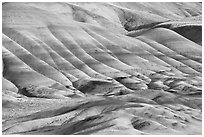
[2,2,202,135]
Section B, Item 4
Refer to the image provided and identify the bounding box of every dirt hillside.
[2,2,202,135]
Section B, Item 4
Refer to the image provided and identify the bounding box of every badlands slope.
[2,2,202,135]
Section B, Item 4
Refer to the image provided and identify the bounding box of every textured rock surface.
[2,2,202,135]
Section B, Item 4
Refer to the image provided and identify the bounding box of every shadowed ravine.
[2,2,202,135]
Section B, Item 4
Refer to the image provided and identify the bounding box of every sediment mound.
[2,2,202,135]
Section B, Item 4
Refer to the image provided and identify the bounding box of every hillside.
[2,2,202,135]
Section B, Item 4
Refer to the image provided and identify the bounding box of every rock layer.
[2,2,202,135]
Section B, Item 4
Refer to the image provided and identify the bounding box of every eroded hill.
[2,2,202,135]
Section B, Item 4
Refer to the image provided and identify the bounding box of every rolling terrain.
[2,2,202,135]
